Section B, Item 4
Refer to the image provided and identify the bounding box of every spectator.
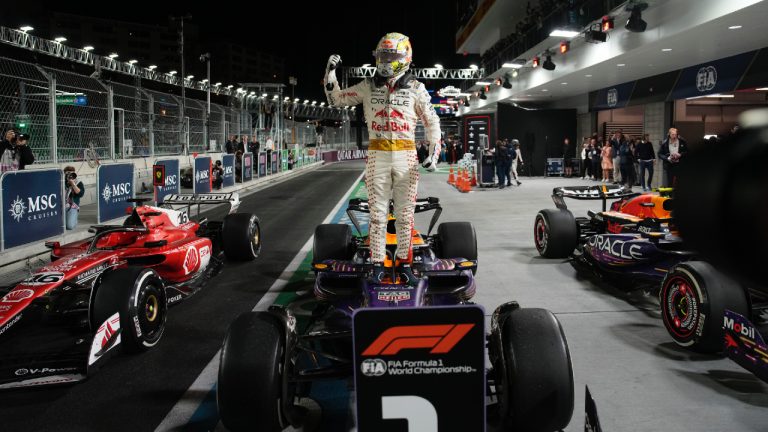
[225,135,235,154]
[658,127,688,187]
[589,138,601,181]
[580,139,590,180]
[503,138,513,185]
[1,129,35,172]
[601,141,613,183]
[562,137,573,177]
[239,135,247,153]
[609,131,623,183]
[234,150,243,182]
[618,138,635,190]
[212,160,224,190]
[635,134,656,191]
[510,139,523,185]
[417,141,428,164]
[64,166,84,230]
[288,150,295,170]
[440,139,447,162]
[494,140,510,188]
[249,137,260,155]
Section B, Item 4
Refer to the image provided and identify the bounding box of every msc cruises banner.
[97,163,134,223]
[153,159,180,204]
[194,156,211,194]
[1,169,64,250]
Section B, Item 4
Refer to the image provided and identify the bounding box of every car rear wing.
[160,193,241,215]
[346,197,442,236]
[552,185,637,211]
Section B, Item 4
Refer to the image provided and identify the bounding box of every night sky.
[6,1,479,100]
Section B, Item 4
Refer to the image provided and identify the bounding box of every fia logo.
[607,88,618,107]
[696,66,717,92]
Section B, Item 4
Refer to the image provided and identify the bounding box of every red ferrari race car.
[0,193,261,389]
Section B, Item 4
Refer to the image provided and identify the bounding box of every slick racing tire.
[491,308,574,432]
[437,222,478,261]
[313,224,353,262]
[218,312,292,432]
[222,213,261,261]
[660,261,749,353]
[534,209,577,258]
[92,267,168,353]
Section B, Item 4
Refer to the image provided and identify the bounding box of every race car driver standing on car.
[323,32,441,285]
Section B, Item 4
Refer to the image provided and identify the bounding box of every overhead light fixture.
[168,70,177,75]
[475,81,492,86]
[249,91,256,95]
[469,64,479,70]
[201,79,208,83]
[262,93,268,97]
[560,41,570,54]
[186,75,194,79]
[502,61,524,69]
[617,63,626,67]
[294,98,300,102]
[512,69,518,78]
[19,26,34,32]
[311,101,317,105]
[602,16,615,32]
[550,29,580,38]
[542,89,549,92]
[226,85,233,89]
[532,56,540,68]
[108,53,119,59]
[728,25,742,30]
[128,59,138,64]
[662,48,672,52]
[54,36,67,43]
[83,45,95,52]
[434,63,443,69]
[625,3,648,33]
[214,82,222,86]
[705,94,734,98]
[148,65,157,70]
[320,102,326,106]
[502,76,512,89]
[361,63,371,67]
[303,99,309,104]
[585,74,593,77]
[756,87,768,91]
[561,82,568,85]
[543,55,556,71]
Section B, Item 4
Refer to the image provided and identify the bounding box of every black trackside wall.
[497,104,577,176]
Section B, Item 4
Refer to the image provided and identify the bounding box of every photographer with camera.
[1,128,35,172]
[64,166,84,230]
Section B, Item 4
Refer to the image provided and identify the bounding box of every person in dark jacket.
[494,140,510,188]
[635,134,656,191]
[658,128,688,187]
[589,138,601,181]
[1,129,35,172]
[562,137,573,177]
[618,139,635,189]
[225,135,235,154]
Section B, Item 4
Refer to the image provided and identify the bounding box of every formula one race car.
[534,185,768,354]
[218,197,574,432]
[0,193,260,389]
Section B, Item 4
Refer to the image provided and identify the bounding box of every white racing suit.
[326,74,441,263]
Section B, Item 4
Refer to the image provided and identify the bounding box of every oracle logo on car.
[362,324,474,356]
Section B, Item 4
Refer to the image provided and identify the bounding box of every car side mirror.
[44,241,60,249]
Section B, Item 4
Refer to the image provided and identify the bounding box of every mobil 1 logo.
[353,305,485,432]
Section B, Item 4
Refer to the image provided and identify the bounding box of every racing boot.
[396,262,420,286]
[371,262,387,283]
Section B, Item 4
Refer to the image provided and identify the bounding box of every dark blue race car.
[535,185,768,358]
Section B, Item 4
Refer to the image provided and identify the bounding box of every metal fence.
[0,56,335,163]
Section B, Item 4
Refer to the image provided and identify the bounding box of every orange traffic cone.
[470,165,478,187]
[463,170,471,192]
[447,165,455,185]
[455,168,463,191]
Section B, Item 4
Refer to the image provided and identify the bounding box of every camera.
[674,108,768,286]
[66,172,77,181]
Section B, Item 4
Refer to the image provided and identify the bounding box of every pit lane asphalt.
[0,161,365,432]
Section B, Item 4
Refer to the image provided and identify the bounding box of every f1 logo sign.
[382,396,437,432]
[362,324,474,356]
